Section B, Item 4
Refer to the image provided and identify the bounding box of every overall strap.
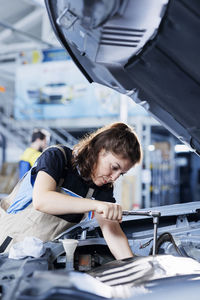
[44,144,67,167]
[43,145,68,187]
[85,188,95,199]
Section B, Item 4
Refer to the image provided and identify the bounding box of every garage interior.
[0,0,200,210]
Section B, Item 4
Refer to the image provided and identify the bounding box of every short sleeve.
[105,187,116,203]
[33,147,68,185]
[93,185,116,204]
[109,196,116,203]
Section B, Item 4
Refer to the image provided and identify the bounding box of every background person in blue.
[19,129,50,179]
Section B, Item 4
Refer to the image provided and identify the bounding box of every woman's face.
[91,149,134,186]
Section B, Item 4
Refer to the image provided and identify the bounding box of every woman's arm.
[95,213,134,260]
[32,171,123,220]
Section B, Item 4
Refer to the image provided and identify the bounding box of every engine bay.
[1,202,200,300]
[53,204,200,273]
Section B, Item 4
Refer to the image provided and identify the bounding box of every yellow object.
[32,50,41,64]
[0,86,5,92]
[20,147,42,167]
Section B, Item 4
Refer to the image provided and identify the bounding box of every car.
[39,82,87,104]
[1,0,200,299]
[1,203,200,299]
[45,0,200,155]
[39,82,70,104]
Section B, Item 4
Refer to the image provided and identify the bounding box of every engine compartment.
[53,209,200,273]
[1,203,200,299]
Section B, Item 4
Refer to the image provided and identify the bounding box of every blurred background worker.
[19,129,50,179]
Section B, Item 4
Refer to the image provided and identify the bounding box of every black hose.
[149,232,189,256]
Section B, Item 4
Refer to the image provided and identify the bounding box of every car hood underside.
[45,0,200,155]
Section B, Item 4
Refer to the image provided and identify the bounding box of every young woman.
[32,122,142,260]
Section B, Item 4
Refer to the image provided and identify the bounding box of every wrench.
[122,210,161,256]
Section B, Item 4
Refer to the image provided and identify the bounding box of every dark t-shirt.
[32,146,116,223]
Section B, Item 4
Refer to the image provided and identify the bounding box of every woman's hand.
[33,171,123,220]
[94,201,122,222]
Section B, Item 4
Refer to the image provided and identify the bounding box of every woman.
[32,122,142,260]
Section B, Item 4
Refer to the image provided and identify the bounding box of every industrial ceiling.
[0,0,58,55]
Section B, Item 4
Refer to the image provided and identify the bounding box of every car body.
[45,0,200,155]
[1,0,200,299]
[40,82,70,104]
[1,202,200,300]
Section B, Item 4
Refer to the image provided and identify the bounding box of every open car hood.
[44,0,200,154]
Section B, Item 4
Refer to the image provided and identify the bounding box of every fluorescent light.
[174,144,190,153]
[148,145,155,151]
[30,0,45,7]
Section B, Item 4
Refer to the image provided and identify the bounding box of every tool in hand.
[122,210,161,256]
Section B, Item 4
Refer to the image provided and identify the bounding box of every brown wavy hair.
[72,122,142,180]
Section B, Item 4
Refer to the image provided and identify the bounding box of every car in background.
[0,0,200,299]
[40,82,70,104]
